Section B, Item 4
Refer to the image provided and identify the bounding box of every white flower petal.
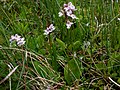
[58,12,63,17]
[118,18,120,21]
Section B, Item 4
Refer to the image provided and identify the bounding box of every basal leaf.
[56,38,66,51]
[64,59,82,85]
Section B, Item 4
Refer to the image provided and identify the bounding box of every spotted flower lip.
[10,34,25,46]
[66,9,73,16]
[66,20,74,29]
[44,24,55,35]
[70,14,78,19]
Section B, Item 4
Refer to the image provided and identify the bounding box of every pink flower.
[66,10,73,16]
[59,2,78,19]
[10,34,25,46]
[64,2,77,12]
[58,2,78,29]
[10,34,21,42]
[66,20,73,29]
[44,24,55,35]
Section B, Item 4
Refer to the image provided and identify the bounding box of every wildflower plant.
[0,0,120,90]
[43,24,56,56]
[66,20,74,29]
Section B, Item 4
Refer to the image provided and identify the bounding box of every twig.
[108,77,120,87]
[0,65,19,84]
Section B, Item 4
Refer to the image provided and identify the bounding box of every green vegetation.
[0,0,120,89]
